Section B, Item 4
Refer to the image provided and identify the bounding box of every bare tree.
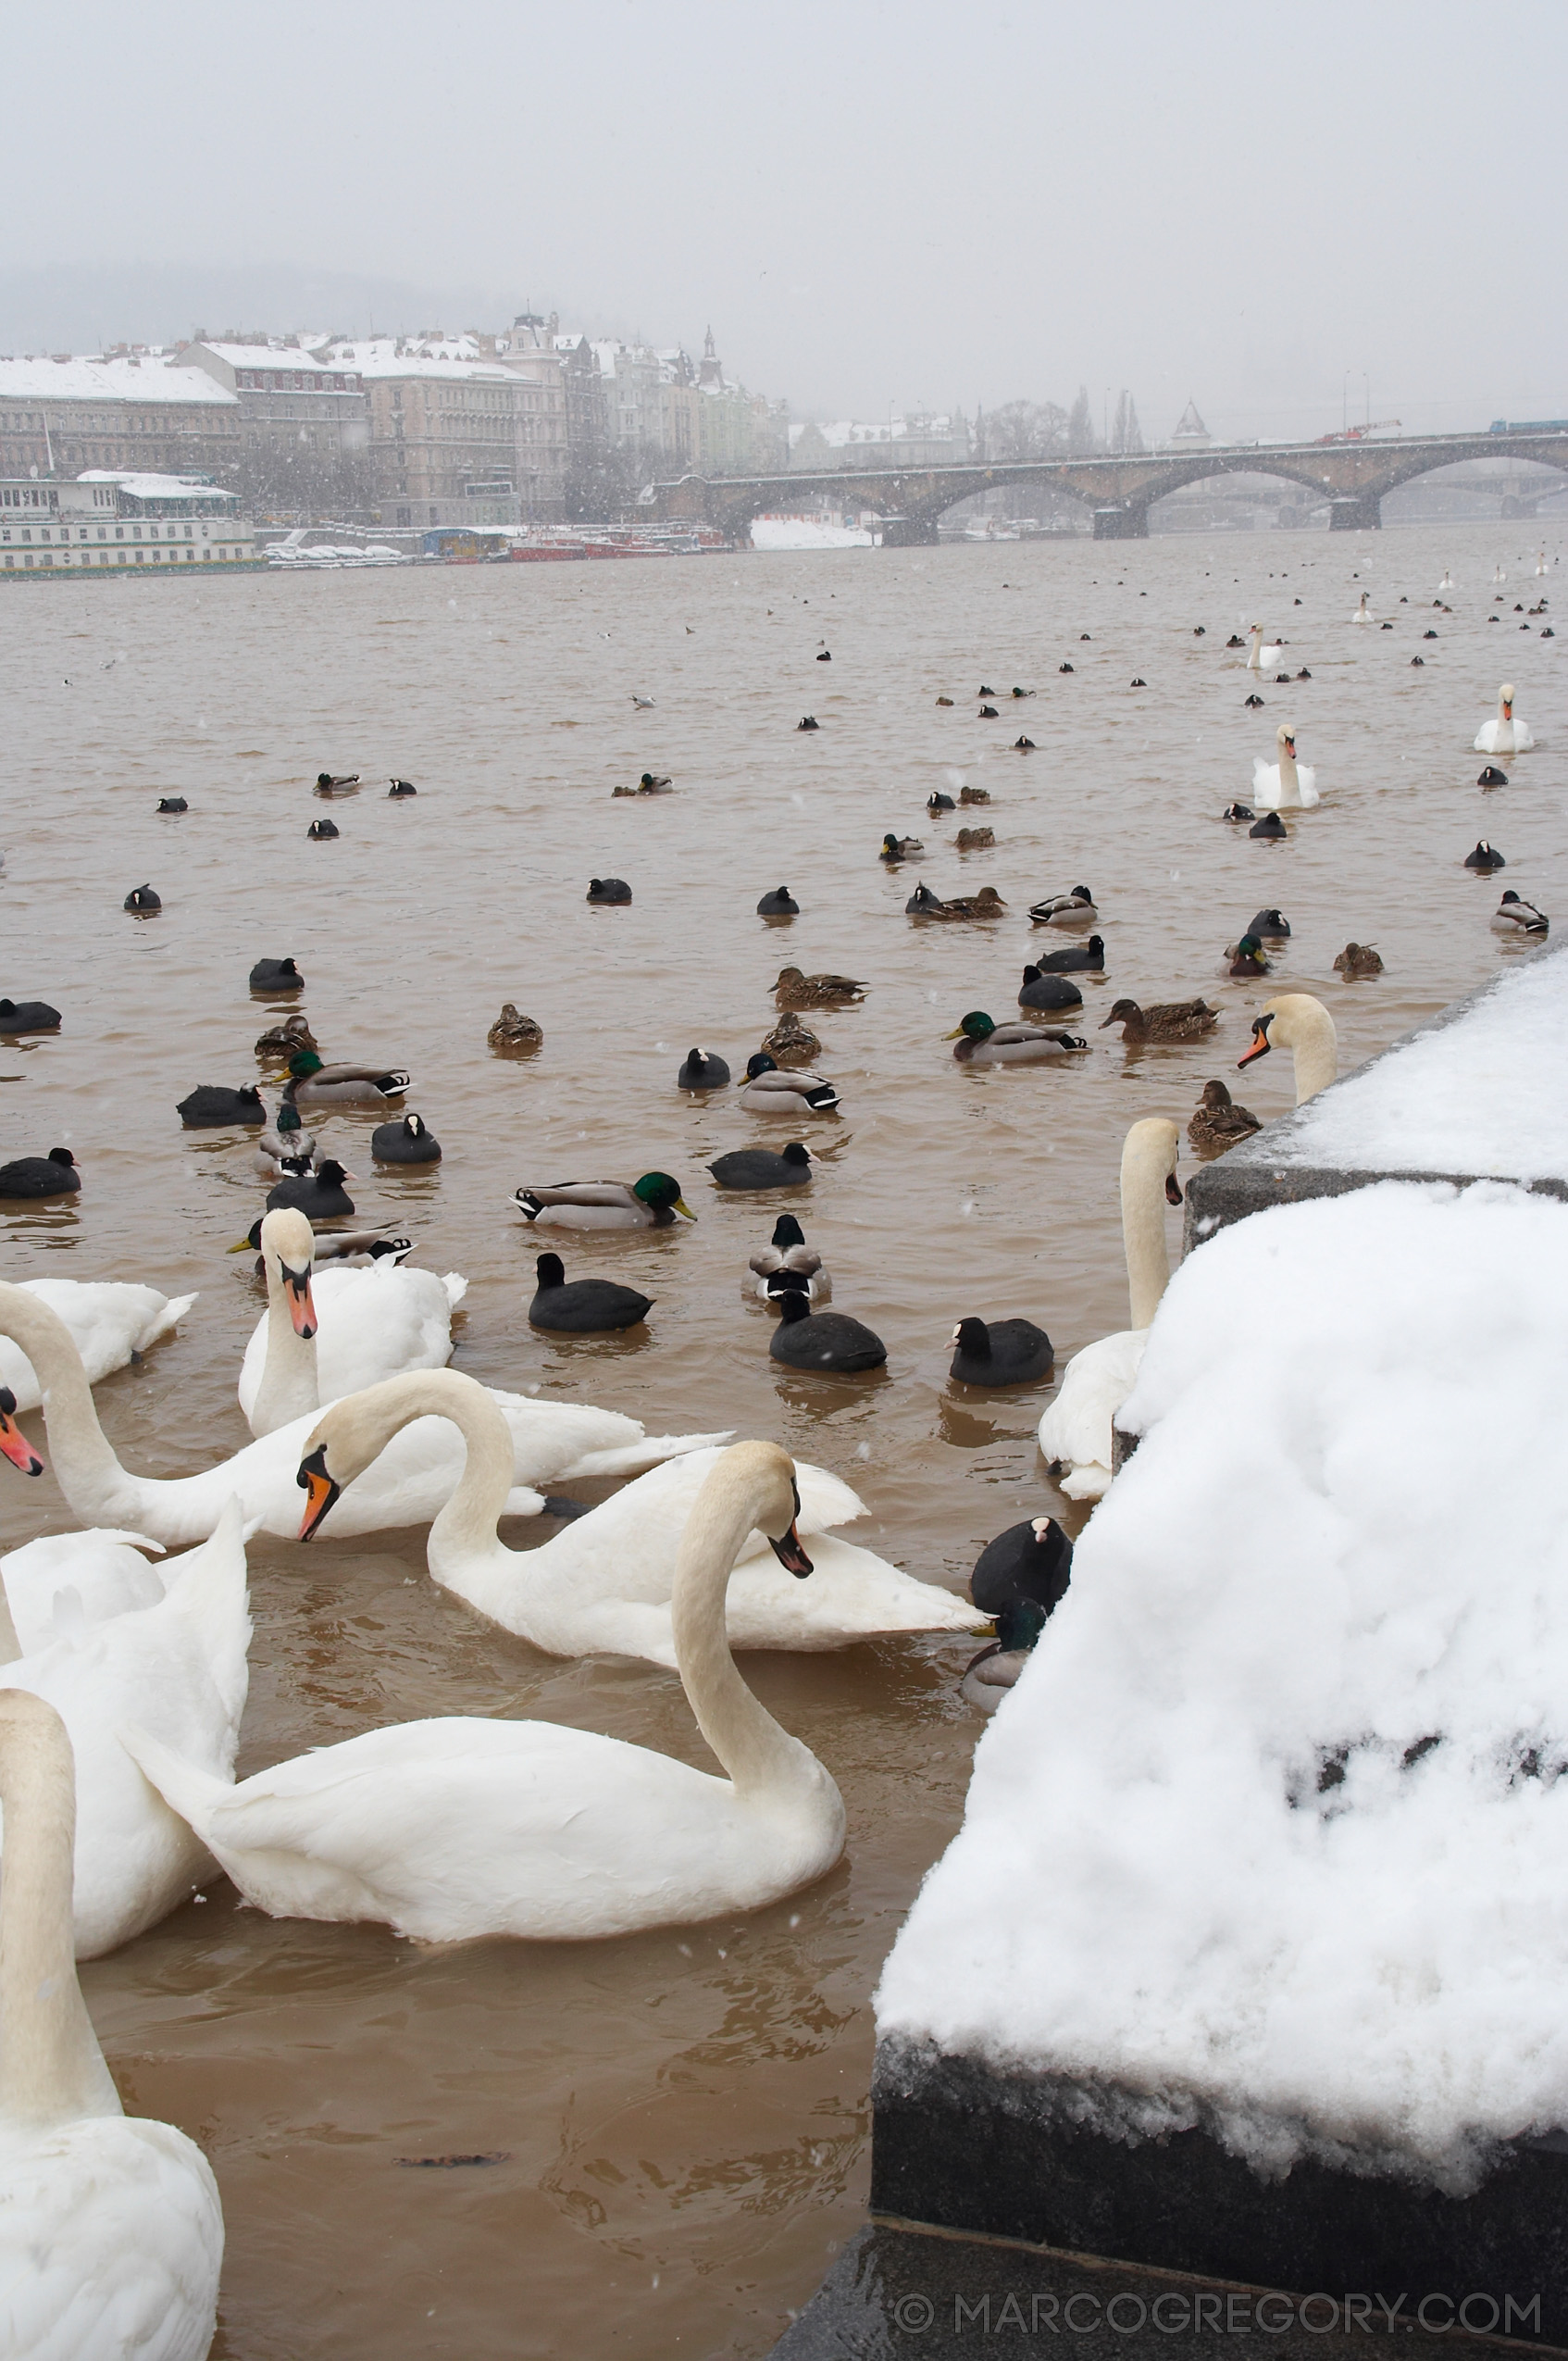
[983,399,1069,462]
[1066,386,1096,454]
[1111,390,1144,454]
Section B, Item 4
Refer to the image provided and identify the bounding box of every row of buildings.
[0,319,787,529]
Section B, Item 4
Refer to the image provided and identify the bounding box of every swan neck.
[254,1257,318,1434]
[337,1370,514,1572]
[0,1580,20,1666]
[0,1285,121,1515]
[670,1464,814,1800]
[1286,1004,1338,1104]
[1122,1128,1175,1330]
[0,1700,120,2128]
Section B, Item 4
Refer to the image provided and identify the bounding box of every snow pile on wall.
[877,1182,1568,2192]
[1265,947,1568,1183]
[750,518,874,551]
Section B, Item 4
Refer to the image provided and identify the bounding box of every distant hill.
[0,263,541,355]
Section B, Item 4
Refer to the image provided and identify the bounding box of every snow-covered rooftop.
[0,355,236,406]
[75,471,238,504]
[313,338,516,383]
[877,1180,1568,2192]
[191,343,349,373]
[1231,944,1568,1186]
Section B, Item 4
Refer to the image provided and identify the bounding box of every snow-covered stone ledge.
[1183,942,1568,1251]
[867,1182,1568,2342]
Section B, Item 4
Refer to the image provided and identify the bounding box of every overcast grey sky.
[6,0,1564,438]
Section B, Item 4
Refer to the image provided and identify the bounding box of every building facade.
[0,471,255,574]
[312,333,566,524]
[0,352,241,484]
[788,409,973,471]
[178,341,370,513]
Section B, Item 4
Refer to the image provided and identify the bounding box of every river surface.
[0,518,1562,2358]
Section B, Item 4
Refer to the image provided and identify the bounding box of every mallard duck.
[935,695,954,706]
[678,1047,730,1090]
[1187,1079,1262,1157]
[1028,886,1097,925]
[249,956,305,993]
[307,817,339,841]
[0,1146,80,1199]
[1492,893,1549,937]
[759,1011,822,1067]
[1032,935,1103,974]
[1017,967,1085,1013]
[1100,997,1218,1044]
[911,886,1007,921]
[315,771,359,793]
[954,826,994,850]
[512,1174,695,1230]
[1464,840,1505,870]
[372,1113,441,1164]
[638,772,673,793]
[176,1084,267,1129]
[949,1013,1087,1066]
[739,1053,839,1116]
[880,833,923,861]
[949,1317,1053,1387]
[254,1011,317,1060]
[254,1104,317,1176]
[1010,687,1035,700]
[529,1254,653,1334]
[756,885,800,916]
[709,1143,812,1191]
[769,1295,886,1372]
[234,1220,415,1270]
[265,1157,356,1220]
[1333,942,1386,977]
[960,784,991,804]
[587,877,632,904]
[123,883,160,912]
[744,1215,830,1309]
[0,997,61,1032]
[962,1518,1073,1711]
[1226,935,1272,979]
[489,1005,542,1053]
[774,967,865,1010]
[283,1050,410,1106]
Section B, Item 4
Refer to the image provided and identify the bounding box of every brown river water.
[0,518,1562,2358]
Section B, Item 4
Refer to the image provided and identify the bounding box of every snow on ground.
[749,518,874,552]
[877,1181,1568,2192]
[1262,943,1568,1182]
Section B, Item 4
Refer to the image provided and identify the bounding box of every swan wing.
[0,1282,196,1414]
[1,1530,167,1650]
[723,1536,988,1647]
[0,2116,222,2361]
[1038,1330,1148,1486]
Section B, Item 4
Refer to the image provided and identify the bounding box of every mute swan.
[1248,624,1283,668]
[1474,684,1535,755]
[1350,593,1372,624]
[0,1285,724,1547]
[0,1280,196,1417]
[0,1503,250,1957]
[1438,569,1455,592]
[123,1442,848,1940]
[0,1690,223,2354]
[295,1373,984,1664]
[1038,1119,1180,1502]
[237,1208,464,1437]
[1,1529,166,1651]
[1238,992,1338,1103]
[1252,723,1320,810]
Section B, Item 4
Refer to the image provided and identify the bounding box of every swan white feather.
[238,1216,466,1435]
[1475,684,1535,756]
[0,1280,195,1416]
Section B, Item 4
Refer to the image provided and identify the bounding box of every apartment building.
[0,352,241,483]
[314,332,566,523]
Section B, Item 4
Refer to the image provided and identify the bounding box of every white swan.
[1475,683,1535,756]
[1,1529,166,1652]
[1493,564,1507,585]
[0,1280,196,1416]
[1038,1119,1180,1503]
[0,1284,727,1548]
[296,1369,986,1665]
[1537,551,1549,578]
[1237,992,1338,1104]
[1246,623,1283,668]
[1251,723,1320,810]
[0,1689,224,2355]
[1438,569,1455,592]
[0,1502,250,1957]
[237,1207,465,1436]
[122,1442,847,1942]
[1350,592,1372,624]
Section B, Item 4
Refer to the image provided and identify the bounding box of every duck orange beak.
[0,1388,44,1477]
[296,1443,341,1540]
[280,1258,317,1341]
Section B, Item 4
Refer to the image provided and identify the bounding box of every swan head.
[0,1386,44,1477]
[1500,684,1515,714]
[297,1368,497,1540]
[258,1208,318,1340]
[1238,993,1337,1076]
[1277,725,1297,754]
[716,1440,813,1576]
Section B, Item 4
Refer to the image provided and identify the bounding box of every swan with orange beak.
[0,1385,44,1477]
[1238,993,1338,1106]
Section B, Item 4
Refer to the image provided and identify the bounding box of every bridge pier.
[879,515,940,547]
[1091,505,1149,540]
[1328,493,1383,531]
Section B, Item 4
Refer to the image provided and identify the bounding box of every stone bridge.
[643,429,1568,543]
